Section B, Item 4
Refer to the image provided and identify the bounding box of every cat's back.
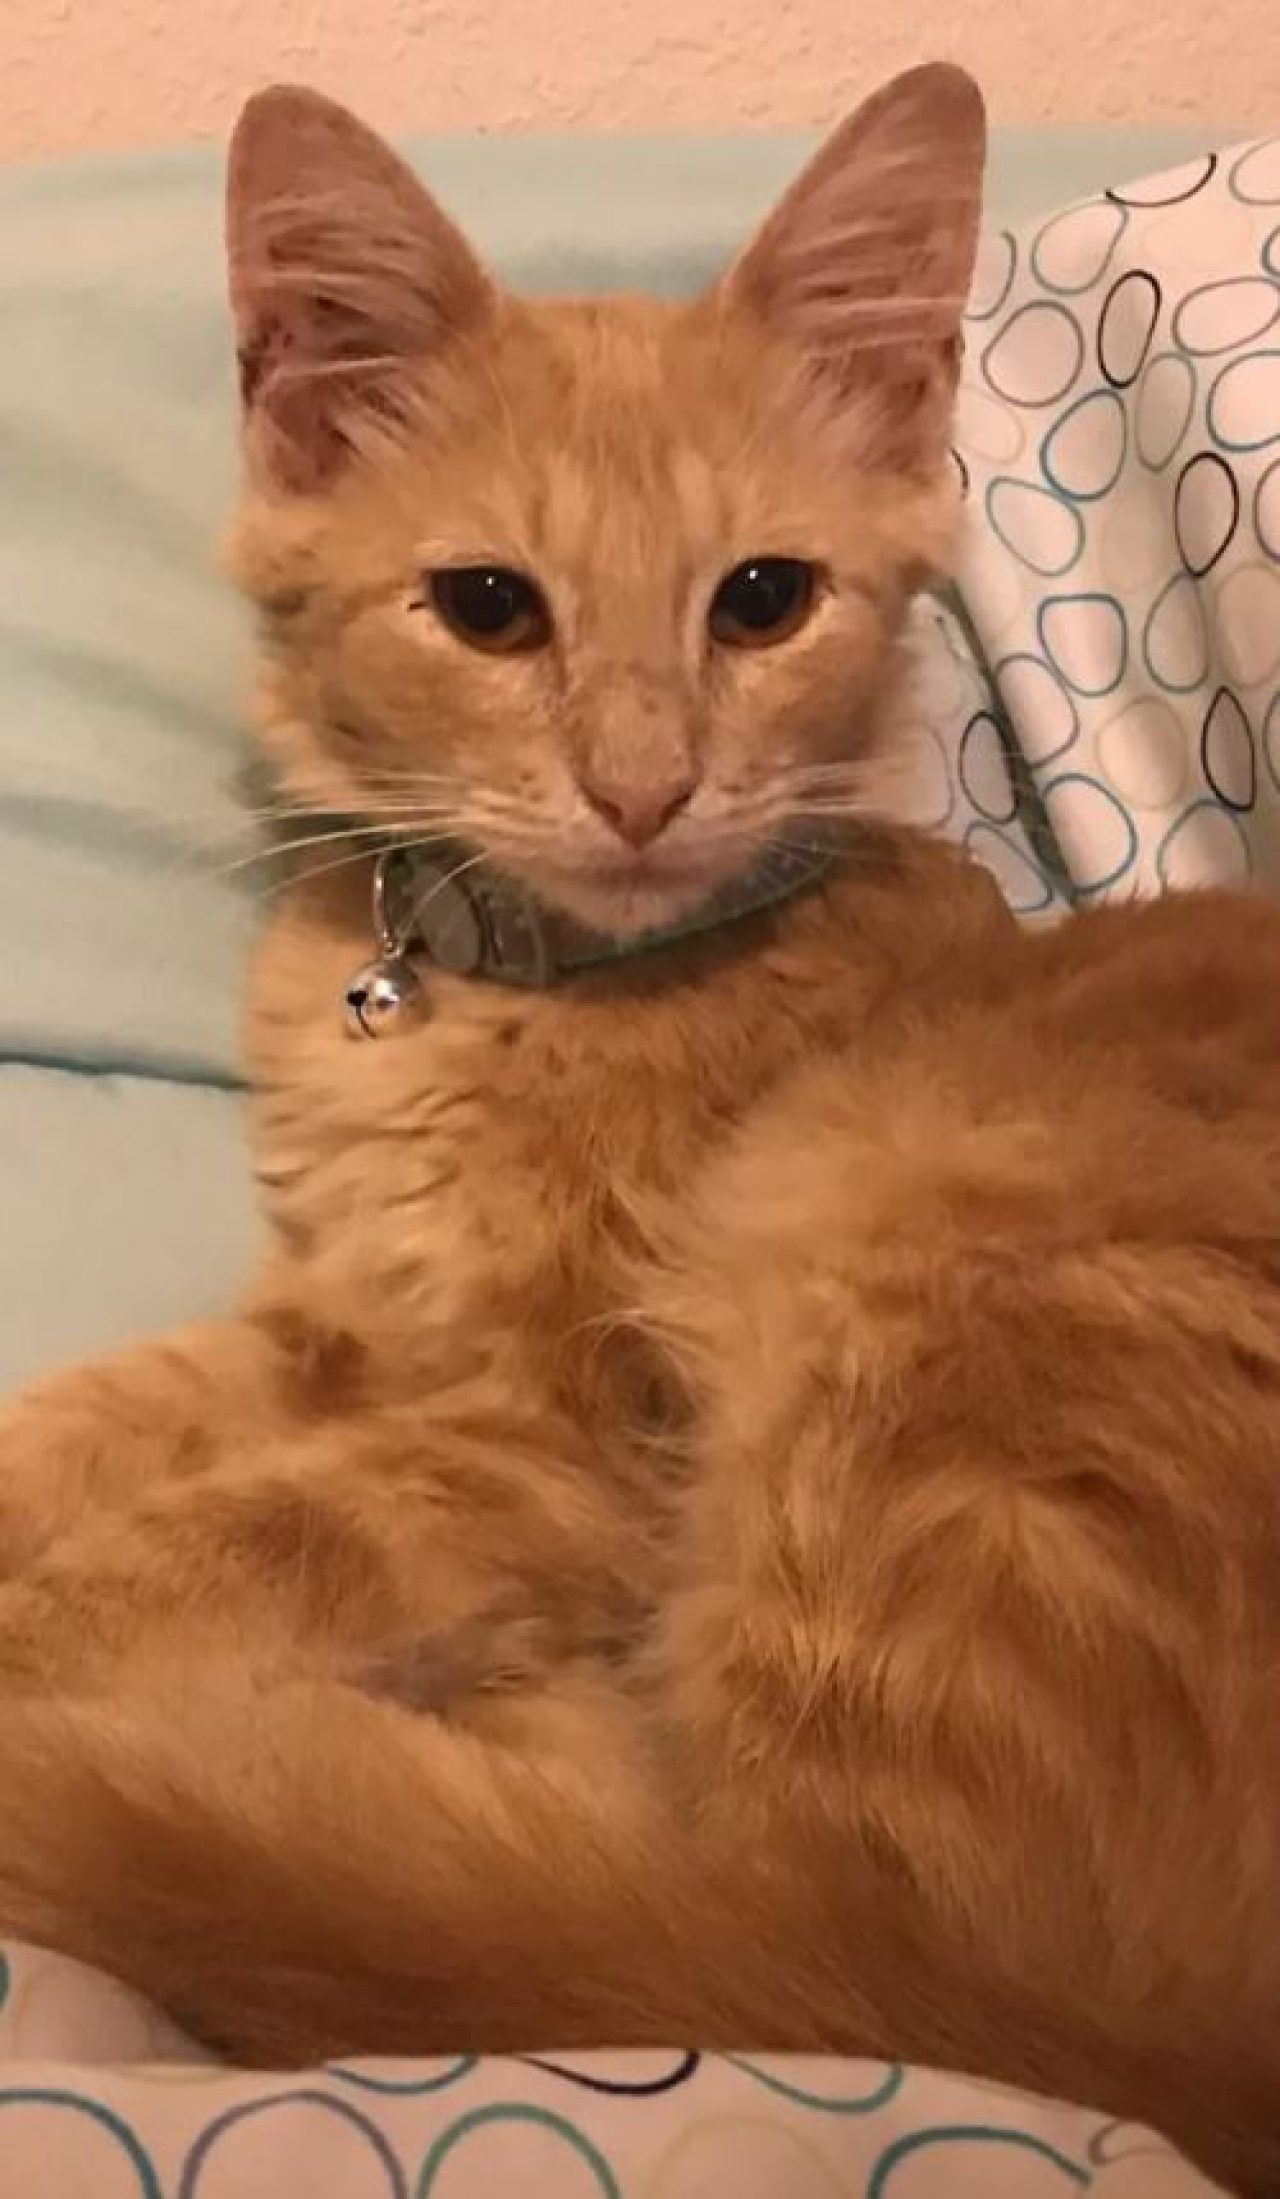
[655,879,1280,2197]
[661,873,1280,1481]
[1025,883,1280,1110]
[978,883,1280,1253]
[733,879,1280,1272]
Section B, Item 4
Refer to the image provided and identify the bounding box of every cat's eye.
[428,567,551,654]
[709,558,816,649]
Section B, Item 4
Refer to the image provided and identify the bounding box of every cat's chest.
[254,979,679,1361]
[245,884,871,1398]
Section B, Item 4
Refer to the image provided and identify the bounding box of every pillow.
[0,1938,1227,2198]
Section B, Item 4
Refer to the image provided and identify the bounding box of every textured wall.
[0,0,1263,160]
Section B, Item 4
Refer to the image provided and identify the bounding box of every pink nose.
[578,771,698,849]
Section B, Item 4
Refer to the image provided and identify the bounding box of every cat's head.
[226,67,984,935]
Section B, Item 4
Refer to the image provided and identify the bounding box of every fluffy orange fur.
[1,65,1278,2196]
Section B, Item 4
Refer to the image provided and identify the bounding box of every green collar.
[343,838,833,1035]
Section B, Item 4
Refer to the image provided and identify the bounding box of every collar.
[344,836,833,1034]
[379,837,833,985]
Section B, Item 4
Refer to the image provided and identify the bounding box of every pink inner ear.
[231,284,365,493]
[720,64,985,444]
[226,86,492,491]
[229,194,460,490]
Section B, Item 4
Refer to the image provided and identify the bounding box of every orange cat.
[1,64,1279,2196]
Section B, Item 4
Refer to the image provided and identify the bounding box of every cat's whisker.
[380,798,555,835]
[790,764,870,788]
[215,820,441,878]
[784,782,873,810]
[257,828,505,909]
[350,781,553,831]
[348,769,483,791]
[251,837,450,907]
[253,837,418,905]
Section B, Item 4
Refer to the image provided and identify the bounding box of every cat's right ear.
[719,64,985,467]
[227,86,493,493]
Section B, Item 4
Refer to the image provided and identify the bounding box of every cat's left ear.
[227,86,494,493]
[720,63,985,465]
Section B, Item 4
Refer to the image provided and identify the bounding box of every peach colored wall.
[0,0,1266,161]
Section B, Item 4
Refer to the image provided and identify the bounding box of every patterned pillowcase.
[0,1941,1225,2199]
[945,137,1280,913]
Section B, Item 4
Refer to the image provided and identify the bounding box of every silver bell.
[344,953,424,1039]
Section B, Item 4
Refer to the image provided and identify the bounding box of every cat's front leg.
[0,1315,297,1574]
[0,1302,429,1685]
[0,1366,652,1700]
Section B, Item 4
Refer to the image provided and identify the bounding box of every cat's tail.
[0,1657,852,2064]
[0,1657,1276,2197]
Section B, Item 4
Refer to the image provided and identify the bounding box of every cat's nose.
[578,769,698,849]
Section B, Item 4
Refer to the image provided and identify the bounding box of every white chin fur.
[519,857,739,939]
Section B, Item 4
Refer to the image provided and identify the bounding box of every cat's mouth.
[521,838,747,938]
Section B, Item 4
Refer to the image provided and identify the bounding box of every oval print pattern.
[952,132,1280,918]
